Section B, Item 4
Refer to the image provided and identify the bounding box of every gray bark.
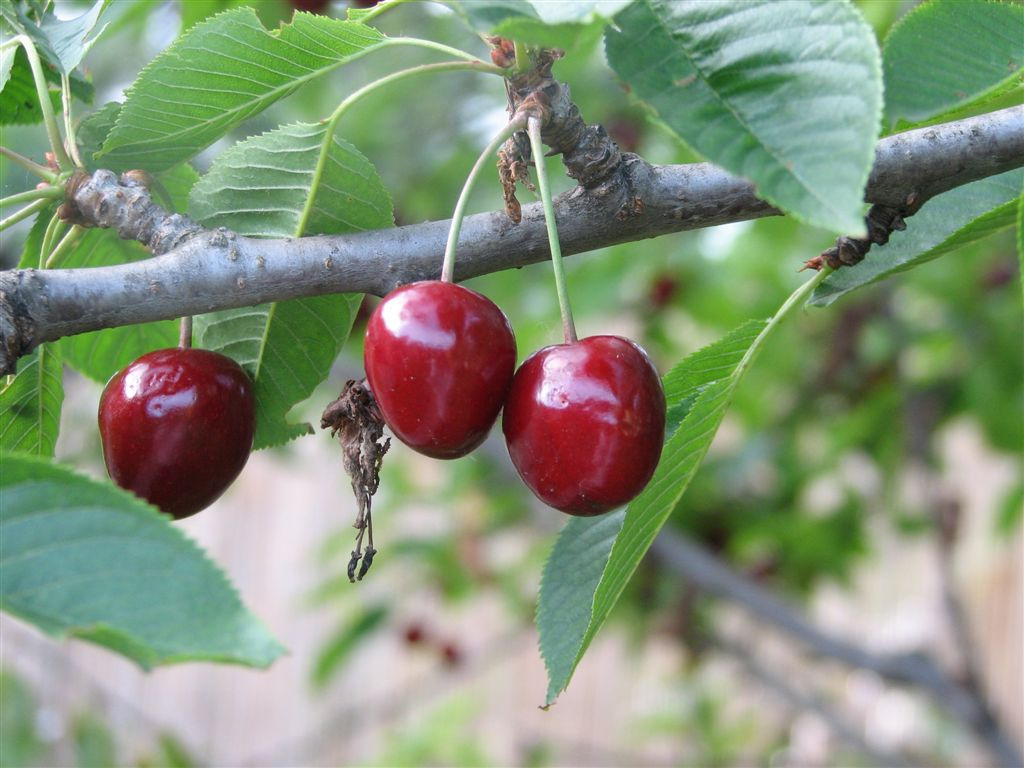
[2,105,1022,376]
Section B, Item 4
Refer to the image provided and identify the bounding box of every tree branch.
[650,528,1024,768]
[1,106,1022,376]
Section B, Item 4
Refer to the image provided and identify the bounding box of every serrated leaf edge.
[0,453,286,669]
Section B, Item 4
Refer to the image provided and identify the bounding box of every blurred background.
[1,1,1021,766]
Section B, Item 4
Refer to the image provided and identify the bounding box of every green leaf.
[189,123,393,235]
[190,122,393,449]
[0,25,15,94]
[539,320,768,705]
[537,507,626,705]
[0,48,60,125]
[311,604,389,690]
[606,0,882,234]
[0,5,95,124]
[446,0,630,49]
[883,0,1024,129]
[0,453,285,669]
[75,101,121,166]
[96,8,388,172]
[38,0,108,74]
[444,0,539,30]
[0,345,63,458]
[811,169,1024,306]
[196,296,362,449]
[1,210,64,457]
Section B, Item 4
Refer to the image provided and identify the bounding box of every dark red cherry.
[364,281,516,459]
[502,335,665,516]
[98,348,255,519]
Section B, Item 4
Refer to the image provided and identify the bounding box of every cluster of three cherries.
[364,279,667,516]
[95,278,666,521]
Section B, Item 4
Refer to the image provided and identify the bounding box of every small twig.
[804,193,924,271]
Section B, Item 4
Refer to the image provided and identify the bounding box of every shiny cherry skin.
[98,348,255,519]
[364,281,516,459]
[502,336,666,516]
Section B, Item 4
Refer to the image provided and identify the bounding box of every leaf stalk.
[0,198,50,232]
[1,186,62,209]
[298,59,501,237]
[0,147,58,182]
[7,36,73,170]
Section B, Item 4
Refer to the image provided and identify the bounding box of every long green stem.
[39,210,66,268]
[62,73,84,168]
[388,37,499,68]
[1,186,62,209]
[527,115,577,343]
[9,36,72,170]
[0,198,49,231]
[440,115,527,283]
[351,0,413,24]
[0,147,58,182]
[735,267,833,379]
[296,59,498,236]
[44,225,82,269]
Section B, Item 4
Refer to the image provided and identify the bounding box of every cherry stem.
[179,316,193,349]
[298,59,501,238]
[440,114,527,283]
[526,115,577,344]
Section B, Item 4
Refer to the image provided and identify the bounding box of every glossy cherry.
[98,348,255,519]
[364,281,516,459]
[502,335,666,516]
